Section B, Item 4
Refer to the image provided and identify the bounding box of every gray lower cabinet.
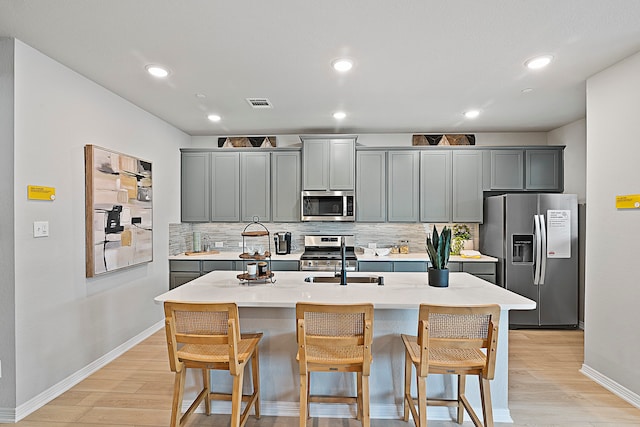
[241,152,270,222]
[170,272,201,289]
[169,260,202,289]
[356,151,386,222]
[358,261,393,272]
[202,260,239,273]
[270,260,300,271]
[388,151,419,222]
[181,152,210,222]
[272,151,301,222]
[358,261,427,272]
[392,261,428,272]
[448,261,496,284]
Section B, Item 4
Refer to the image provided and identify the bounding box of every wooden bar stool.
[163,301,262,427]
[296,302,374,427]
[401,304,501,427]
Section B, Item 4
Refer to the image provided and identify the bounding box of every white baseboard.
[581,364,640,409]
[185,400,513,423]
[0,320,164,423]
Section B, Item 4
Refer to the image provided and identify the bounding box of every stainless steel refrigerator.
[480,194,578,328]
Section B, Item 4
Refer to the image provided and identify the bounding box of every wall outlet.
[368,243,377,249]
[215,241,223,248]
[33,221,49,237]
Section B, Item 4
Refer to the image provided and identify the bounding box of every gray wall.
[5,38,188,414]
[0,37,17,410]
[585,50,640,400]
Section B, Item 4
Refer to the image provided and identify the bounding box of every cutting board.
[184,250,220,256]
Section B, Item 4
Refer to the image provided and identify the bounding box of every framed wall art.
[84,145,153,277]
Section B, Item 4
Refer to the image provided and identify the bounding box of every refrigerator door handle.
[539,214,547,285]
[533,214,542,285]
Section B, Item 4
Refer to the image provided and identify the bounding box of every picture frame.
[84,145,153,277]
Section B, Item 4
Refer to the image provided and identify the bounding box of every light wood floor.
[13,329,640,426]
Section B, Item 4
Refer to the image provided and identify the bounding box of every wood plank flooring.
[13,329,640,426]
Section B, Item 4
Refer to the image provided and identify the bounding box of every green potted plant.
[451,223,471,255]
[426,226,451,287]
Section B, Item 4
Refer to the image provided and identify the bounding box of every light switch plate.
[215,241,223,248]
[368,243,377,249]
[33,221,49,237]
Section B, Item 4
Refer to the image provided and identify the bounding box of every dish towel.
[460,249,482,258]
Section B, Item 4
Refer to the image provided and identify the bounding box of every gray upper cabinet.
[490,149,524,190]
[302,138,355,190]
[241,152,270,222]
[452,150,483,222]
[329,139,355,190]
[525,149,563,191]
[181,152,210,222]
[420,150,483,223]
[487,147,563,192]
[272,151,301,222]
[420,150,452,222]
[388,150,419,222]
[211,152,240,221]
[356,150,386,222]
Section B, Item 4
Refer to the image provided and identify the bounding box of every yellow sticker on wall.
[616,194,640,209]
[27,185,56,201]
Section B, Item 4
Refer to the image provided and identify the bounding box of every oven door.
[301,191,354,221]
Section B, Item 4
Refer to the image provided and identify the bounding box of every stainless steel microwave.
[301,191,355,221]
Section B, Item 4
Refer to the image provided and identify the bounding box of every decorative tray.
[239,251,271,259]
[242,230,269,237]
[237,272,274,281]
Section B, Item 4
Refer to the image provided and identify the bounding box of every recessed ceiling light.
[521,88,534,94]
[195,93,206,99]
[207,114,221,122]
[464,110,480,119]
[525,55,553,70]
[333,111,347,120]
[145,65,169,78]
[331,58,353,72]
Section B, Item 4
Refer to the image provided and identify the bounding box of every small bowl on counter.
[375,247,391,257]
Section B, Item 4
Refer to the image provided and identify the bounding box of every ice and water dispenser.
[512,234,534,264]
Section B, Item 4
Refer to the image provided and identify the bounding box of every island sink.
[304,275,383,285]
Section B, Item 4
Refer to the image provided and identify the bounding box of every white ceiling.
[2,1,640,136]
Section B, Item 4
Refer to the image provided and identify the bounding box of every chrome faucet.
[340,236,347,285]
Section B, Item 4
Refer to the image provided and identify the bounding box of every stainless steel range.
[299,235,357,272]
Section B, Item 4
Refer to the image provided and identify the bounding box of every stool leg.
[361,373,370,427]
[457,374,466,423]
[417,374,427,427]
[480,377,494,427]
[202,368,210,416]
[251,349,261,419]
[403,349,412,422]
[170,367,186,427]
[230,370,244,427]
[357,372,363,420]
[299,373,308,427]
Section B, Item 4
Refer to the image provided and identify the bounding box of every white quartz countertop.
[169,252,497,263]
[169,252,303,261]
[155,271,534,310]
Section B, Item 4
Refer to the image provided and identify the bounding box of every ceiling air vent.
[246,98,273,109]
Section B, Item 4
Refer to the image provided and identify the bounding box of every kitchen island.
[154,271,534,422]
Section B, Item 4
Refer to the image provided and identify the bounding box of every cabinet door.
[270,260,300,271]
[490,150,524,190]
[329,139,355,190]
[211,152,240,221]
[358,261,393,272]
[388,151,419,222]
[356,151,386,222]
[170,272,201,289]
[420,150,451,222]
[302,139,329,190]
[393,261,428,272]
[453,150,483,222]
[181,152,210,222]
[241,152,271,222]
[525,149,563,191]
[272,151,301,222]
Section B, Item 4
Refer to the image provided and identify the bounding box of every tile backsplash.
[169,222,478,255]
